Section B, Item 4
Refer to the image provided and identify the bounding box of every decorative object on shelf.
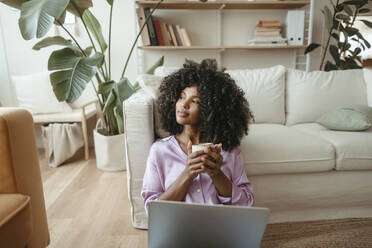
[305,0,372,71]
[0,0,165,170]
[249,19,287,46]
[286,10,305,45]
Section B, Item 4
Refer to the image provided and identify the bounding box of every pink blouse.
[141,136,254,213]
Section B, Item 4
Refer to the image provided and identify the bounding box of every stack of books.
[136,7,192,47]
[248,20,287,46]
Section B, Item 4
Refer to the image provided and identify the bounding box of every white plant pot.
[93,129,126,171]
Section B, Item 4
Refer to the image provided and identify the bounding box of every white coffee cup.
[192,143,217,153]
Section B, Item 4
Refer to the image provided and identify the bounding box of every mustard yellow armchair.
[0,108,50,248]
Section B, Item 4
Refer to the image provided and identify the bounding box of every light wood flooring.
[38,149,147,248]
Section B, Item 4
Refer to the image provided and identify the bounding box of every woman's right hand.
[183,140,205,180]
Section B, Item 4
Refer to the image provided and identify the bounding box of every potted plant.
[0,0,164,171]
[305,0,372,71]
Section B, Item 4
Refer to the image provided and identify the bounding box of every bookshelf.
[134,0,314,72]
[136,1,310,10]
[138,45,307,50]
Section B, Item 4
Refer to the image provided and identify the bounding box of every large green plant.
[305,0,372,71]
[0,0,164,135]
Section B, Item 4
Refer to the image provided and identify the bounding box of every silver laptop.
[148,200,270,248]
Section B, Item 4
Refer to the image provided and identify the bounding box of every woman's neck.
[176,125,201,145]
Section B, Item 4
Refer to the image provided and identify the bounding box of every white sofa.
[123,65,372,229]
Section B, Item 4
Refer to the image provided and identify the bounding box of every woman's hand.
[200,144,223,178]
[183,140,205,180]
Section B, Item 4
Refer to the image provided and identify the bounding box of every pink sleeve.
[217,148,254,206]
[141,145,164,215]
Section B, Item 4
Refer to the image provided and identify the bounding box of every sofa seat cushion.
[241,124,335,176]
[293,123,372,171]
[32,105,96,123]
[0,194,32,247]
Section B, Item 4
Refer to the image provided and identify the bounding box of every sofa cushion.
[155,66,286,124]
[286,69,367,125]
[241,124,335,176]
[154,66,178,77]
[293,123,372,171]
[0,194,32,248]
[226,65,286,124]
[12,72,73,114]
[363,68,372,107]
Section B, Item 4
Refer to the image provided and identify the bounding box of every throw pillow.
[316,105,372,131]
[137,74,170,138]
[12,72,72,114]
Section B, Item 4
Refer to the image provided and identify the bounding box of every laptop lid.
[148,200,270,248]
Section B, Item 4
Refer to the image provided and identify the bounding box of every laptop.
[148,200,270,248]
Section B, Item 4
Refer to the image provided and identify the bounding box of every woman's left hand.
[201,144,223,178]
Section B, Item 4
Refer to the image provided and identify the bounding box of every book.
[167,24,178,46]
[176,25,186,46]
[248,37,287,43]
[255,30,281,37]
[257,20,281,27]
[180,27,192,46]
[143,8,158,46]
[160,22,171,46]
[174,24,184,46]
[153,18,164,46]
[135,7,150,46]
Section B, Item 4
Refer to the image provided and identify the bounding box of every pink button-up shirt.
[141,136,254,213]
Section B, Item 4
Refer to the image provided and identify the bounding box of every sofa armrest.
[123,90,155,229]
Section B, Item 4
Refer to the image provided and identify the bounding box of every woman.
[141,59,255,213]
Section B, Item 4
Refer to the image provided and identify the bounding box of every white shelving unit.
[134,0,314,73]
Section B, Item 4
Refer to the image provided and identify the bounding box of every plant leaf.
[19,0,69,40]
[343,0,366,6]
[304,43,320,54]
[324,61,338,71]
[82,9,107,53]
[84,46,94,56]
[117,77,135,104]
[66,0,93,16]
[331,33,340,41]
[48,48,104,102]
[336,13,350,21]
[113,107,124,133]
[106,0,114,6]
[335,3,344,12]
[357,32,371,48]
[102,89,116,115]
[353,47,362,56]
[343,4,353,15]
[145,56,165,74]
[98,80,115,96]
[32,36,72,50]
[330,45,340,65]
[359,8,370,13]
[360,19,372,28]
[345,27,359,36]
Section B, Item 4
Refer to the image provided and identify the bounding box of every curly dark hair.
[157,59,254,151]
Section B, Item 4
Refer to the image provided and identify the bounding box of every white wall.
[0,0,330,106]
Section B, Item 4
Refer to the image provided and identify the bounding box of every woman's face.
[175,85,201,126]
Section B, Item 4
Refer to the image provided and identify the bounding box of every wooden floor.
[39,149,147,248]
